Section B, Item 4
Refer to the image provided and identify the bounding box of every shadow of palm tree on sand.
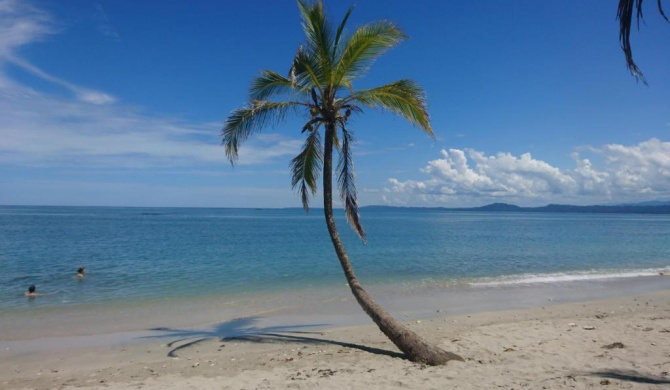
[590,369,670,385]
[143,316,404,360]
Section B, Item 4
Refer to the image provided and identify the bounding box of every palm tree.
[617,0,668,83]
[222,0,463,365]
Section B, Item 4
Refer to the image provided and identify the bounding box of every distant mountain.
[528,203,670,214]
[362,202,670,214]
[615,200,670,207]
[466,203,522,212]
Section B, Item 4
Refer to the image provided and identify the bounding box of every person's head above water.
[77,267,85,274]
[28,285,36,293]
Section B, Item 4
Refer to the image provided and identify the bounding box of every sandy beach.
[2,287,669,390]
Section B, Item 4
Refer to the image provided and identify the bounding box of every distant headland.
[362,201,670,214]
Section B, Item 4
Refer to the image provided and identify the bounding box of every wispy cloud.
[0,0,51,55]
[0,0,300,170]
[0,0,116,105]
[7,56,116,104]
[94,3,120,40]
[384,138,670,206]
[0,77,301,168]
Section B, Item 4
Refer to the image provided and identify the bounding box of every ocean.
[1,205,669,341]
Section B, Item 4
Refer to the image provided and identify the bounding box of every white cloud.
[0,0,301,170]
[0,0,51,56]
[385,139,670,206]
[0,0,115,105]
[237,134,303,166]
[601,138,670,192]
[0,76,301,168]
[94,3,120,40]
[7,56,117,104]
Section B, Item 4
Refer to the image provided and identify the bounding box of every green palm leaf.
[290,45,324,92]
[223,101,300,163]
[250,71,295,101]
[337,127,365,241]
[335,21,406,85]
[290,129,323,211]
[297,0,334,84]
[350,80,433,135]
[333,6,354,58]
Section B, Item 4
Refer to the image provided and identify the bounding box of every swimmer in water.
[25,285,38,297]
[76,267,85,279]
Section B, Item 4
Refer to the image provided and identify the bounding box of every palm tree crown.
[223,0,432,240]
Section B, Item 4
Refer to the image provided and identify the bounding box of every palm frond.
[617,0,647,83]
[222,101,300,164]
[297,0,334,83]
[660,0,670,21]
[290,45,324,92]
[290,129,323,211]
[335,21,406,85]
[337,127,365,241]
[333,5,354,59]
[249,71,294,101]
[617,0,669,84]
[349,80,432,136]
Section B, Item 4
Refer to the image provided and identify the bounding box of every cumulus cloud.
[385,139,670,206]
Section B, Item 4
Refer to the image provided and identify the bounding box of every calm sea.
[1,205,669,312]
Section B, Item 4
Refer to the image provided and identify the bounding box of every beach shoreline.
[2,282,669,389]
[2,273,669,342]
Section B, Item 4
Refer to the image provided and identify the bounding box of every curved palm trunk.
[322,124,464,365]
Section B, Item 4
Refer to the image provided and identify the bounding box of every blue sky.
[1,0,669,208]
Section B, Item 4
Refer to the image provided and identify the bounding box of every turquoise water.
[1,205,669,310]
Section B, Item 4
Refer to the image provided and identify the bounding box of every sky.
[1,0,669,208]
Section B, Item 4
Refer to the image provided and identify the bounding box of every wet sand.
[2,274,668,342]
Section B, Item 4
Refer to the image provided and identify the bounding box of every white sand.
[2,289,669,389]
